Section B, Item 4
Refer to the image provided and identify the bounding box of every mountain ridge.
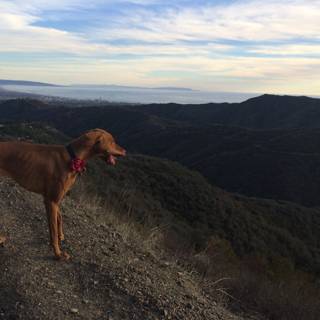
[3,96,320,206]
[0,79,61,87]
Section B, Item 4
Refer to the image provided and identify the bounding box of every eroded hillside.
[0,178,248,320]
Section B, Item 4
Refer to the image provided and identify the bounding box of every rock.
[70,308,78,314]
[177,280,183,286]
[186,303,193,309]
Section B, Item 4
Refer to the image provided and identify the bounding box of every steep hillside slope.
[116,125,320,206]
[0,179,246,320]
[86,154,320,274]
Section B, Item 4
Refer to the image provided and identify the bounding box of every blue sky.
[0,0,320,94]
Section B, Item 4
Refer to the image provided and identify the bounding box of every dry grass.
[69,180,320,320]
[177,242,320,320]
[148,227,320,320]
[69,179,165,254]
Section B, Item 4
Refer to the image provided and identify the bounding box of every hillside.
[86,154,320,274]
[1,123,320,274]
[135,94,320,129]
[115,125,320,206]
[0,80,58,87]
[0,179,246,320]
[3,97,320,206]
[3,94,320,130]
[1,124,320,319]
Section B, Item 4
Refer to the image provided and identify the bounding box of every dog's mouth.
[105,147,126,166]
[106,154,117,166]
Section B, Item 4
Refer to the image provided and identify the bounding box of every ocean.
[2,85,258,104]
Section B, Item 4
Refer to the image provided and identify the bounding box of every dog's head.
[82,128,126,165]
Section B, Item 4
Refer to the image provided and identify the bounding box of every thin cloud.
[249,44,320,56]
[94,0,320,42]
[0,0,320,94]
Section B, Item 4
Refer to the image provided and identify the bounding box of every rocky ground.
[0,178,259,320]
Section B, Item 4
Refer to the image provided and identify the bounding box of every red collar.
[66,144,86,173]
[70,158,86,173]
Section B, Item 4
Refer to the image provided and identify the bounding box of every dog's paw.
[55,251,71,261]
[62,251,71,260]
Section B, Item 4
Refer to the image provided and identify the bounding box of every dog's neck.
[67,142,93,161]
[66,139,96,162]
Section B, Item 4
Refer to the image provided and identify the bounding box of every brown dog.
[0,128,126,260]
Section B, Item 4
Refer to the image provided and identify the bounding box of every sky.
[0,0,320,94]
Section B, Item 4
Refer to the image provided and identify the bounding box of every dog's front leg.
[44,199,70,261]
[57,209,65,242]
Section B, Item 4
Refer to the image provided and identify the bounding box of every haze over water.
[2,85,257,104]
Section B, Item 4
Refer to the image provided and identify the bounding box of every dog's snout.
[116,145,126,156]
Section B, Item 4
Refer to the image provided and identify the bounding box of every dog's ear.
[93,139,102,152]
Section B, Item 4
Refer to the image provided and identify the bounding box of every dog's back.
[0,141,67,195]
